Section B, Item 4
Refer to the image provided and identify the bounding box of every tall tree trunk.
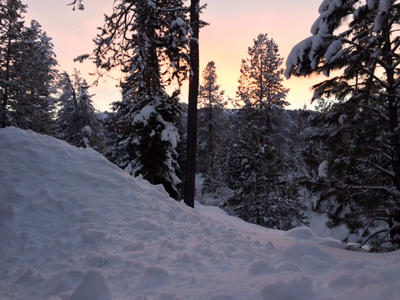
[184,0,199,208]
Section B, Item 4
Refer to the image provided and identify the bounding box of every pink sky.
[24,0,324,111]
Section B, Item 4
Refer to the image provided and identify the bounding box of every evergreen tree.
[286,0,400,250]
[14,20,57,134]
[237,33,289,109]
[198,61,226,193]
[102,111,118,157]
[57,70,104,151]
[228,34,306,230]
[93,0,190,200]
[57,71,78,139]
[0,1,57,133]
[0,0,26,127]
[301,102,387,238]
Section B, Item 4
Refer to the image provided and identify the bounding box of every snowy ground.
[1,127,399,300]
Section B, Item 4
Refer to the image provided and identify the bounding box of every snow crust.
[1,127,399,300]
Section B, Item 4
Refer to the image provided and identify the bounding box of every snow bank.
[1,127,399,300]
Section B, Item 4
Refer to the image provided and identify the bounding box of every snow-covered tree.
[93,0,190,200]
[301,103,390,242]
[286,0,400,250]
[0,0,26,128]
[198,61,226,193]
[57,71,104,151]
[1,1,57,134]
[227,34,305,230]
[14,20,57,134]
[57,71,78,138]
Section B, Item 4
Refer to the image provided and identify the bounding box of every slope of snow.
[1,127,400,300]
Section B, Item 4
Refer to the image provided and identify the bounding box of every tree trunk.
[184,0,200,208]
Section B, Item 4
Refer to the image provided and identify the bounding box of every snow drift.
[0,127,399,300]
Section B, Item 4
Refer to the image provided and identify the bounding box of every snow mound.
[1,127,400,300]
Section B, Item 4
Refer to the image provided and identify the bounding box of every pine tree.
[197,61,226,193]
[286,0,400,250]
[237,33,289,109]
[14,20,57,134]
[0,0,26,127]
[227,34,306,230]
[0,1,57,133]
[57,70,104,151]
[57,71,78,140]
[93,0,190,200]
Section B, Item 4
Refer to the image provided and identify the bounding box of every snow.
[160,119,179,148]
[374,13,386,31]
[285,0,349,78]
[81,125,92,136]
[285,37,313,78]
[325,39,342,63]
[131,104,179,148]
[318,160,329,178]
[378,0,393,13]
[133,105,156,125]
[172,17,185,28]
[1,127,400,300]
[70,270,112,300]
[368,0,377,9]
[338,113,347,125]
[374,0,394,31]
[147,0,156,9]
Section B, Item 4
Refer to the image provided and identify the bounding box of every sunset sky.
[24,0,324,111]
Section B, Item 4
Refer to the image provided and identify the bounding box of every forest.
[1,0,400,255]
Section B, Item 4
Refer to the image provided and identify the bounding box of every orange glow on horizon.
[24,0,324,111]
[199,0,322,109]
